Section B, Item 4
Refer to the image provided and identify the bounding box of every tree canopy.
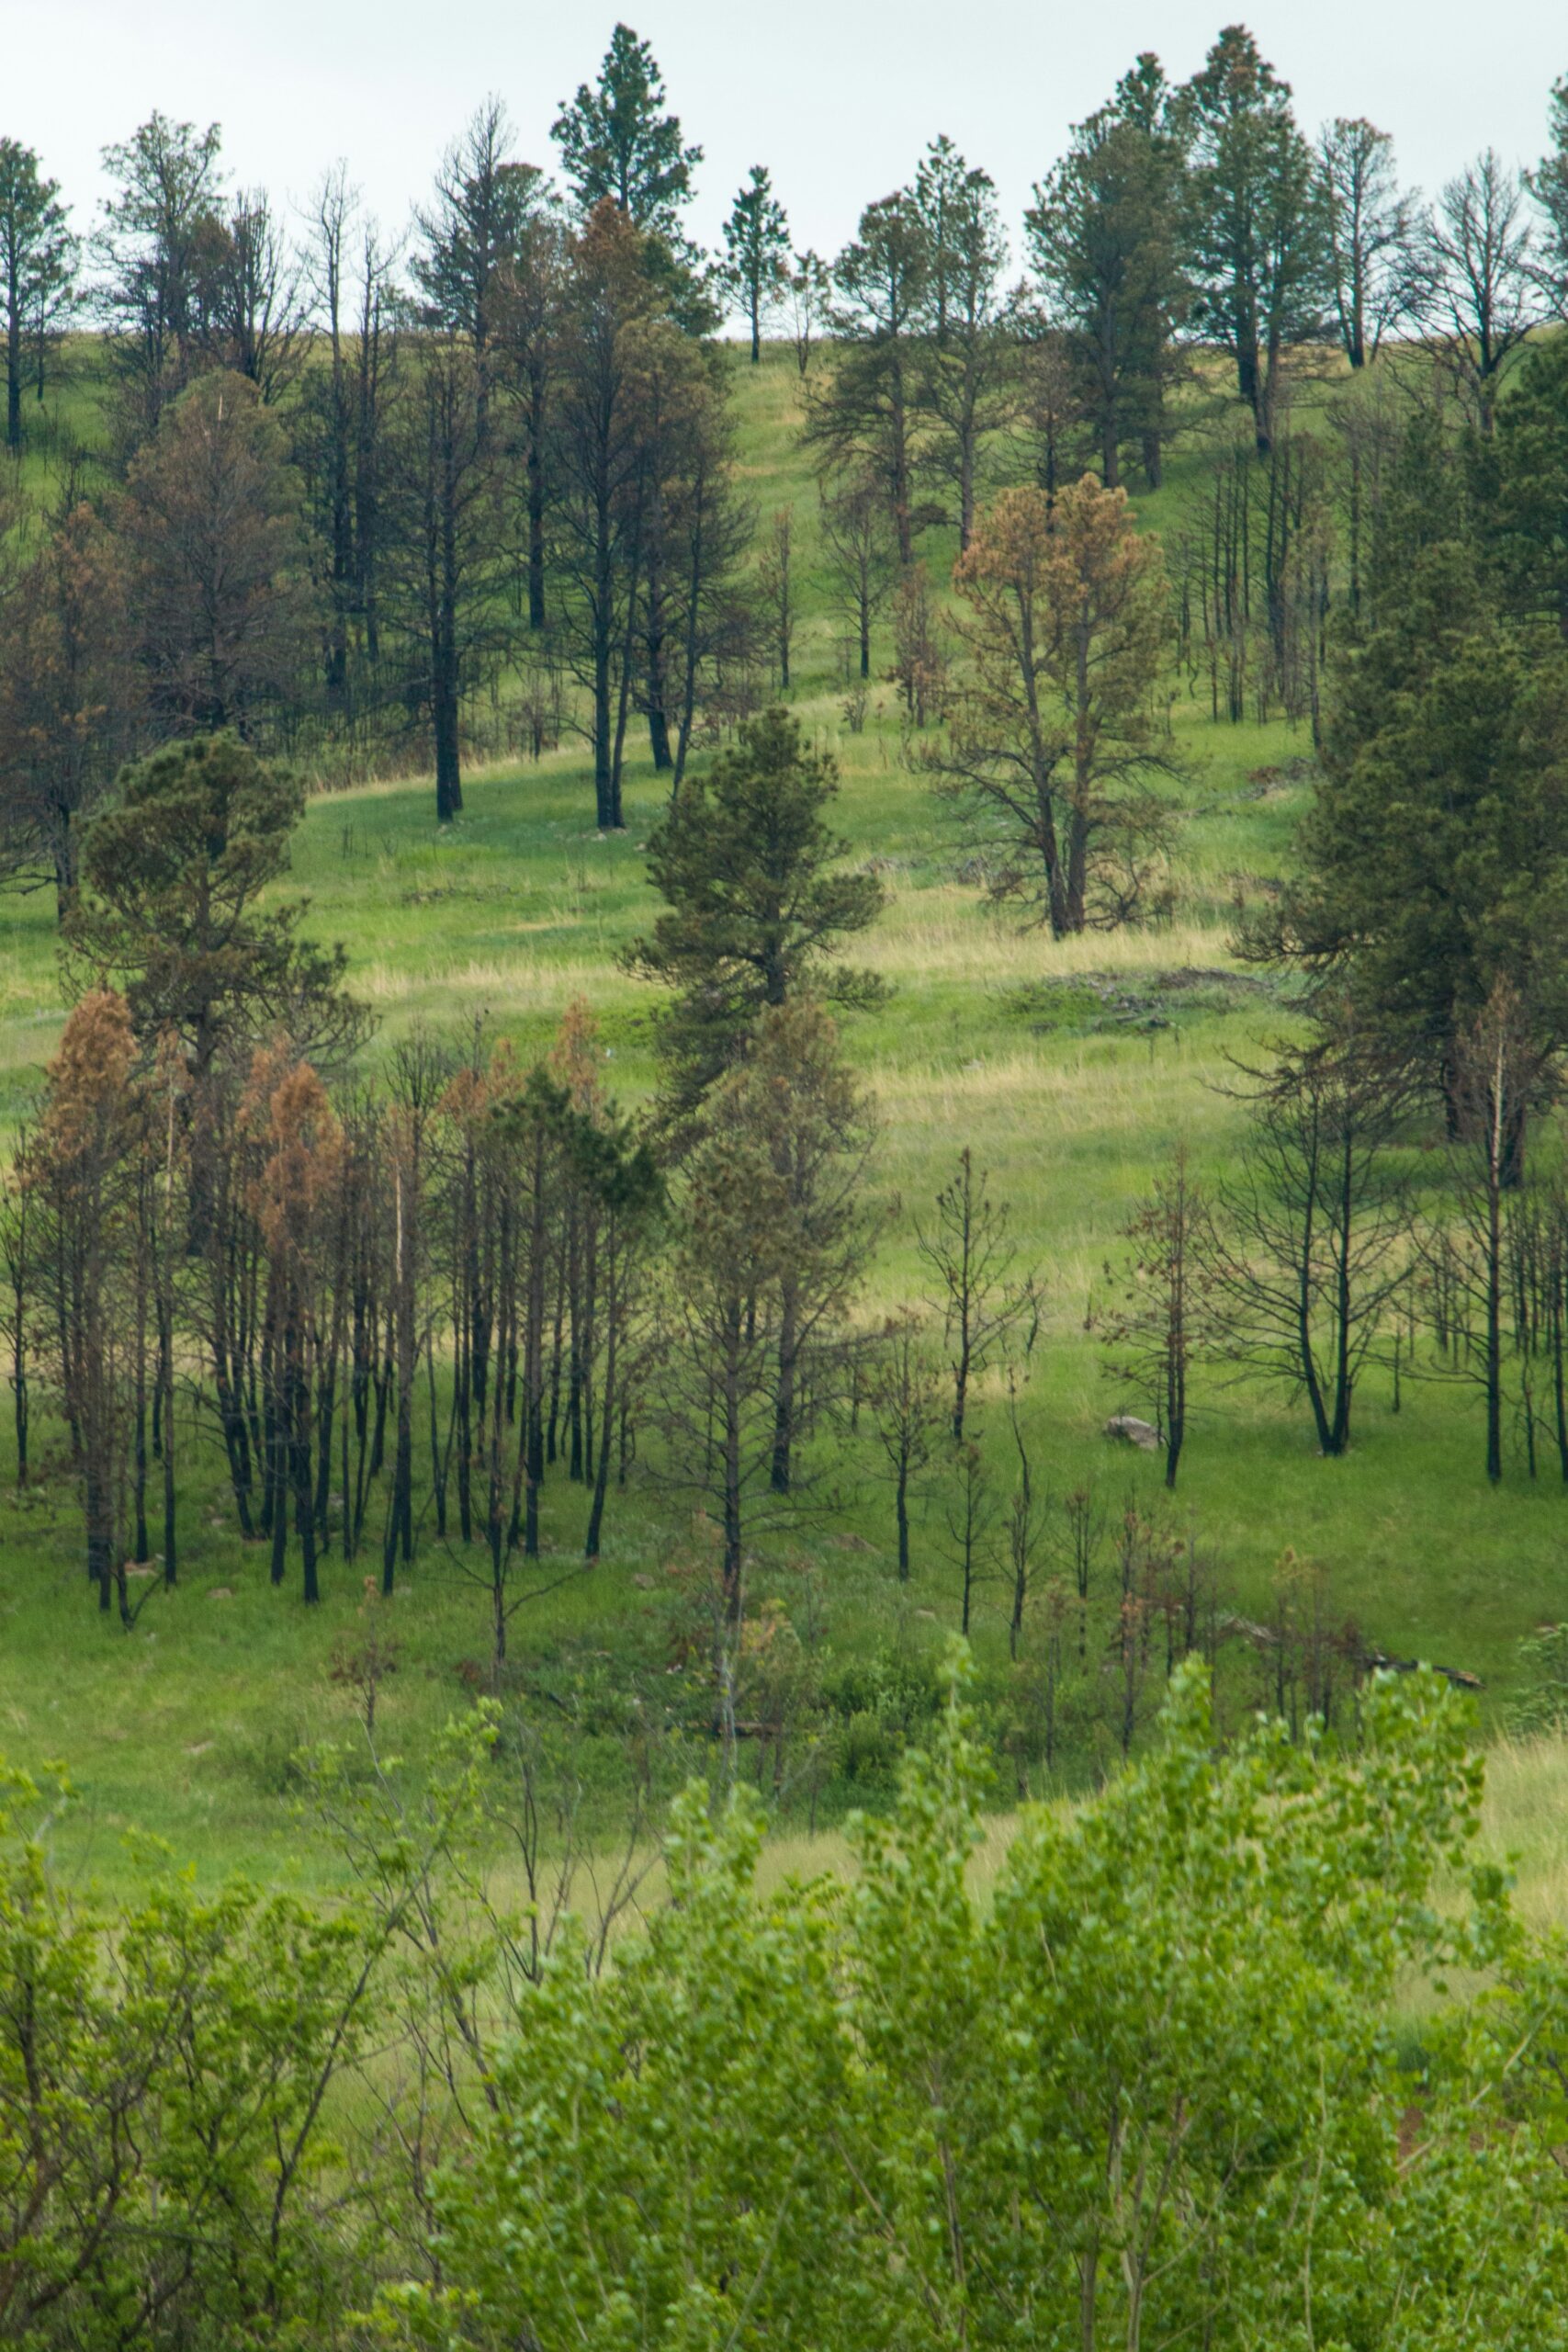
[626,706,886,1120]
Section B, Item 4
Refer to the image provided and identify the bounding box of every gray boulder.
[1103,1414,1163,1453]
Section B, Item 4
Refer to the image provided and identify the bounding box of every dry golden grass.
[355,954,619,1008]
[1473,1730,1568,1932]
[863,900,1235,986]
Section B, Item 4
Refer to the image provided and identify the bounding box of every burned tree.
[918,1147,1039,1442]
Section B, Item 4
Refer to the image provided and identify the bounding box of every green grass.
[3,342,1567,1895]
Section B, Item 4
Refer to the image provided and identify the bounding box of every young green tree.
[626,706,886,1119]
[933,476,1177,937]
[0,1761,394,2344]
[719,164,789,362]
[67,734,352,1088]
[0,139,74,447]
[1178,27,1327,454]
[391,1661,1564,2352]
[552,23,701,238]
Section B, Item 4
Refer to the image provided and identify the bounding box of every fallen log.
[1362,1649,1484,1692]
[1217,1616,1484,1690]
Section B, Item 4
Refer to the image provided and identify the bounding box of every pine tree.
[913,141,1014,544]
[0,139,75,447]
[119,369,314,738]
[1178,28,1327,455]
[719,165,789,362]
[67,735,353,1086]
[626,707,886,1120]
[1028,67,1187,491]
[95,112,226,448]
[1248,547,1568,1130]
[413,97,553,435]
[1529,76,1568,313]
[805,192,931,563]
[552,25,701,238]
[1489,328,1568,634]
[0,503,135,920]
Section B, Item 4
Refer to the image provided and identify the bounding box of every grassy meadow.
[4,344,1568,1899]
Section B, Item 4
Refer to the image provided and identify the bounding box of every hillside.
[5,346,1564,1887]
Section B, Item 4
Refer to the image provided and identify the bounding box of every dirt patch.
[1000,967,1274,1035]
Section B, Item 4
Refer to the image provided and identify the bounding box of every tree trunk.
[433,639,463,823]
[896,1459,910,1580]
[770,1281,798,1494]
[584,1263,618,1559]
[6,299,19,452]
[527,367,547,630]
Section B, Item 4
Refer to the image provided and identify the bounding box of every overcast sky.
[17,0,1568,269]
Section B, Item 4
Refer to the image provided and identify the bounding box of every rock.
[1103,1414,1164,1453]
[206,1586,233,1600]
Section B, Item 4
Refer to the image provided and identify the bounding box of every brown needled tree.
[119,370,315,738]
[0,502,136,923]
[934,477,1177,936]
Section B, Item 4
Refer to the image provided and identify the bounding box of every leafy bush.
[375,1656,1568,2352]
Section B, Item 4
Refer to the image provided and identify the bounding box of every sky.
[16,0,1568,272]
